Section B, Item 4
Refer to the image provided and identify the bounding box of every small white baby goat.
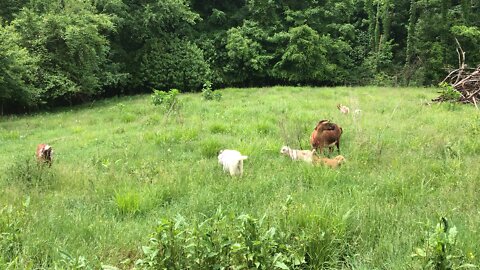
[218,149,248,176]
[280,146,315,164]
[337,104,350,115]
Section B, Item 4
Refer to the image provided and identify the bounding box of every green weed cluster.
[411,218,477,269]
[437,83,461,102]
[151,89,181,110]
[201,81,222,101]
[136,209,306,269]
[5,157,57,189]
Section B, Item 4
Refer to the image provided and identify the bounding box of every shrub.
[411,217,477,269]
[135,210,306,269]
[151,89,180,107]
[151,89,182,115]
[201,81,222,101]
[141,38,210,92]
[437,82,461,102]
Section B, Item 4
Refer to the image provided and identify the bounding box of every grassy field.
[1,86,479,269]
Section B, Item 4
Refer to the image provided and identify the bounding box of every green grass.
[1,86,479,269]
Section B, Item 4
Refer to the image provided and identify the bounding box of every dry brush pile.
[433,40,480,108]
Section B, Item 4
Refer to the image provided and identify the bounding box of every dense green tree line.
[1,0,479,112]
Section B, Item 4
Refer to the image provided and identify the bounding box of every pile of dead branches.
[433,39,480,109]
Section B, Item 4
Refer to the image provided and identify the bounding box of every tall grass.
[0,87,479,268]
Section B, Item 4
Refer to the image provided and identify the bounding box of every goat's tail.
[239,155,248,160]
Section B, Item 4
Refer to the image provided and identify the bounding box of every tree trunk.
[440,0,450,64]
[365,0,376,50]
[404,0,418,85]
[382,0,392,42]
[374,2,381,52]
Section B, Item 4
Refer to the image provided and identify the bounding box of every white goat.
[337,104,350,115]
[218,149,248,176]
[280,146,315,164]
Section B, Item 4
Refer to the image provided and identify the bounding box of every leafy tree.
[12,0,116,104]
[273,25,332,83]
[141,37,210,91]
[0,0,28,22]
[0,24,39,114]
[225,21,271,84]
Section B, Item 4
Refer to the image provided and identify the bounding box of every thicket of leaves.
[1,0,480,112]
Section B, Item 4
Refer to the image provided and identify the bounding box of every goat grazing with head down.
[36,143,53,167]
[310,120,343,155]
[218,149,248,176]
[314,155,346,169]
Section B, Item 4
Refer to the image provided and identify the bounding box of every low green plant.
[201,81,222,101]
[0,198,30,266]
[437,82,461,102]
[5,157,57,188]
[57,251,94,269]
[151,89,181,110]
[136,209,306,269]
[411,217,477,269]
[199,138,224,158]
[115,191,142,216]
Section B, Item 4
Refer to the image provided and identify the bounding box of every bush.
[141,38,210,92]
[411,217,477,269]
[151,89,181,113]
[135,210,306,269]
[201,81,222,101]
[437,82,462,102]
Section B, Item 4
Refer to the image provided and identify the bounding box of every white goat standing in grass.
[280,146,315,164]
[218,149,248,176]
[337,104,350,115]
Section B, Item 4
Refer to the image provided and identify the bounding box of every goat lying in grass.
[280,146,315,164]
[310,120,343,155]
[314,155,346,169]
[218,149,248,176]
[36,143,53,167]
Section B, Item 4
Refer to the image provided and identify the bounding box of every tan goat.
[314,155,346,169]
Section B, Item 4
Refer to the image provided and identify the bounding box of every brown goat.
[310,120,343,155]
[36,144,53,167]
